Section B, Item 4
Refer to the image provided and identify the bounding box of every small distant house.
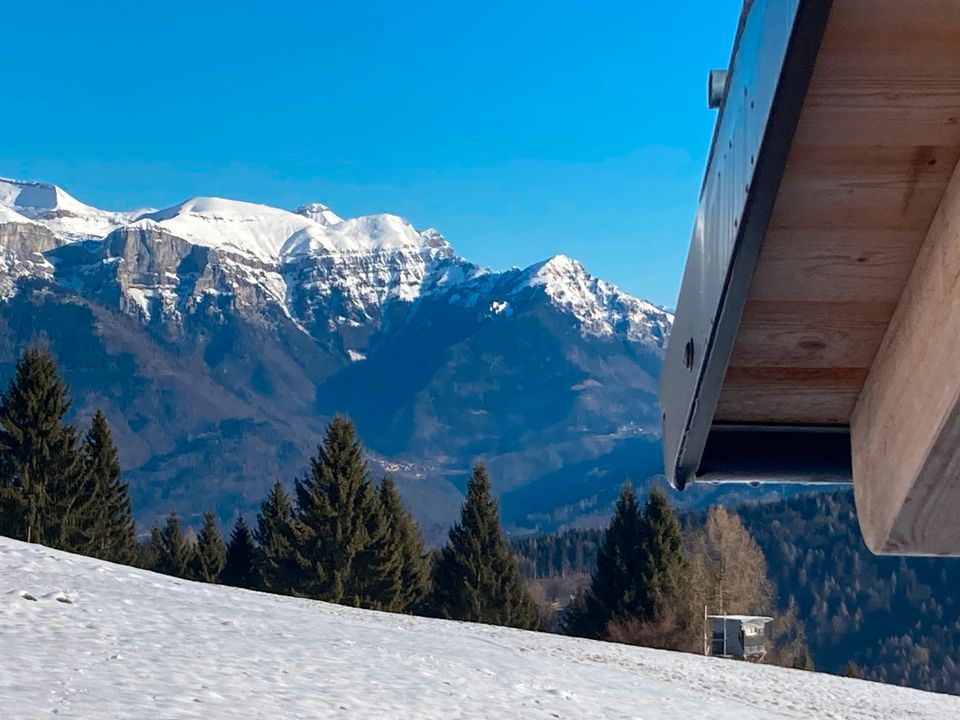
[706,615,772,661]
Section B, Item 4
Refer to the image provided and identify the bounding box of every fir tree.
[139,525,164,570]
[156,512,193,578]
[291,416,381,606]
[636,487,691,623]
[430,463,540,630]
[222,515,261,590]
[378,477,430,612]
[190,510,226,583]
[0,347,88,549]
[80,410,137,564]
[361,477,431,612]
[255,480,297,594]
[562,483,645,638]
[351,482,400,611]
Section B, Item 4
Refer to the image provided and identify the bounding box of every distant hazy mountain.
[0,177,680,539]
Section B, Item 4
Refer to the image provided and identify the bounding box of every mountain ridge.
[0,176,673,537]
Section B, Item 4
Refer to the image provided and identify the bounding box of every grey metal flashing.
[660,0,834,490]
[698,425,852,485]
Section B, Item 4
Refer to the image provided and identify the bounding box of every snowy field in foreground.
[1,539,957,719]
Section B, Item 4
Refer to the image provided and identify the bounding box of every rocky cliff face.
[0,177,675,538]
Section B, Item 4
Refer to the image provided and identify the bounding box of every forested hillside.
[515,490,960,694]
[739,491,960,692]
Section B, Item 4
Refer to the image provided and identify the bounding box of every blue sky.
[3,0,741,305]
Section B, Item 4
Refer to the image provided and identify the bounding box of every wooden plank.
[728,301,892,368]
[748,230,919,304]
[819,0,960,55]
[795,0,960,146]
[716,368,865,425]
[769,145,957,233]
[851,156,960,555]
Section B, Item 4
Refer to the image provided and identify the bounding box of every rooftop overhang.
[661,0,960,555]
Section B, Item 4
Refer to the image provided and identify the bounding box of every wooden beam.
[851,156,960,555]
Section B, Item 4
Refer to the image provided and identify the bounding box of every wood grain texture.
[716,368,865,425]
[717,0,960,426]
[729,301,892,369]
[748,230,919,304]
[851,157,960,555]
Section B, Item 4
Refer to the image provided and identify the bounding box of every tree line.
[0,348,540,629]
[514,528,602,580]
[0,346,822,673]
[515,488,960,690]
[739,490,960,694]
[0,348,137,563]
[515,484,811,667]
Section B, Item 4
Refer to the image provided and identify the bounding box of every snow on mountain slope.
[2,538,956,720]
[137,197,319,262]
[0,177,672,350]
[138,197,448,263]
[295,202,343,226]
[0,178,132,241]
[520,254,673,343]
[0,203,36,226]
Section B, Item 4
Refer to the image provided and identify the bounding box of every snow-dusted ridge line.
[0,176,671,343]
[1,537,956,719]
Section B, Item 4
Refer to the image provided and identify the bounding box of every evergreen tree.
[139,525,164,571]
[636,487,691,623]
[291,416,381,606]
[0,347,88,549]
[563,485,693,647]
[562,483,645,638]
[255,480,297,594]
[80,410,137,564]
[190,510,226,583]
[353,482,401,611]
[380,477,431,612]
[363,477,431,612]
[222,515,262,590]
[430,463,540,630]
[156,512,193,578]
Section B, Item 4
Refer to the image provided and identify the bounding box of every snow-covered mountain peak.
[519,253,671,343]
[137,196,317,261]
[0,203,37,226]
[334,214,451,254]
[0,176,669,349]
[134,198,451,263]
[281,213,453,259]
[294,202,343,226]
[419,227,454,255]
[0,178,90,216]
[0,178,132,240]
[526,253,580,280]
